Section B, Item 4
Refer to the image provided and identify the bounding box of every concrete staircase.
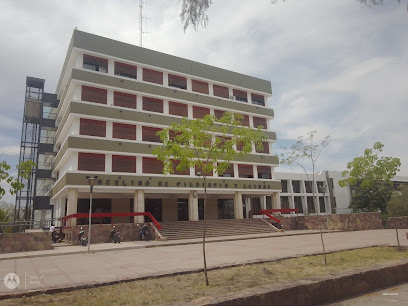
[158,218,276,240]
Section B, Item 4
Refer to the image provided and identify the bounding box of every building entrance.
[177,199,189,221]
[145,199,162,222]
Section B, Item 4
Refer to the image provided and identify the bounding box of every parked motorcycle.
[137,223,150,241]
[110,225,121,243]
[78,227,87,246]
[52,231,62,243]
[271,221,283,230]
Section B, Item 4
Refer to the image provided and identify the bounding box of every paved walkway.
[0,229,407,298]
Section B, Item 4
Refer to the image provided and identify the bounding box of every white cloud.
[0,146,20,156]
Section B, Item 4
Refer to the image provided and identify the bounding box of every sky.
[0,0,407,202]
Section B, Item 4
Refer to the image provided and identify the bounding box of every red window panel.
[219,163,234,177]
[192,80,209,94]
[168,74,187,90]
[143,96,163,113]
[251,93,265,106]
[213,84,229,99]
[79,118,106,137]
[256,142,270,154]
[142,157,163,174]
[112,155,136,173]
[172,160,190,175]
[233,89,248,102]
[253,117,267,129]
[81,86,107,104]
[257,166,272,179]
[114,91,137,109]
[112,123,136,140]
[214,109,225,119]
[169,102,188,117]
[83,54,108,73]
[78,152,105,171]
[143,68,163,85]
[114,62,137,79]
[238,164,253,178]
[195,164,213,176]
[142,126,162,143]
[193,106,210,119]
[237,114,249,127]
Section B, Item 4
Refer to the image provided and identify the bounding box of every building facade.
[46,30,280,225]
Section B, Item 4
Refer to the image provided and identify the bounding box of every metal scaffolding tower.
[15,77,44,221]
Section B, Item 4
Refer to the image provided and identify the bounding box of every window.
[143,68,163,85]
[172,160,189,175]
[192,80,209,94]
[195,164,213,176]
[114,91,137,109]
[213,84,229,99]
[218,199,234,219]
[307,197,315,213]
[115,62,137,79]
[317,181,325,192]
[80,118,106,137]
[280,196,290,213]
[193,106,210,119]
[78,153,105,171]
[253,117,267,129]
[83,54,108,73]
[112,123,136,140]
[214,109,225,119]
[292,181,301,193]
[257,166,271,179]
[219,163,234,177]
[238,114,249,126]
[319,197,326,213]
[143,97,163,113]
[169,102,188,117]
[256,142,269,154]
[281,180,288,193]
[233,89,247,102]
[251,93,265,106]
[81,86,107,104]
[142,126,162,143]
[168,74,187,90]
[294,197,303,213]
[112,155,136,173]
[238,164,253,178]
[142,157,163,174]
[305,181,313,193]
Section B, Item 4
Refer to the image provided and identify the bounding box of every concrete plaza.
[0,229,407,301]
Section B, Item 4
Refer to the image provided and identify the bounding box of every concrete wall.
[162,198,178,222]
[388,216,408,229]
[279,212,383,231]
[0,232,52,254]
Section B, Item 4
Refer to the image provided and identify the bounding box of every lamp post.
[86,176,98,254]
[320,183,330,233]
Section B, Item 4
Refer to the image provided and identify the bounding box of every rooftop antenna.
[139,0,150,47]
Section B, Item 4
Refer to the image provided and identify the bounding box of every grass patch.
[3,246,408,305]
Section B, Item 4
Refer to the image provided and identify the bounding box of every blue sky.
[0,0,407,202]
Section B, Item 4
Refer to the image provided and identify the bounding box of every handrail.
[259,209,299,224]
[61,212,161,230]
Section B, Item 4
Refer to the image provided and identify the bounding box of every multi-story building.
[39,30,281,225]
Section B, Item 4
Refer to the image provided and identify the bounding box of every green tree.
[338,142,401,213]
[280,130,330,213]
[180,0,402,31]
[387,185,408,217]
[153,112,266,286]
[0,160,35,201]
[0,201,15,222]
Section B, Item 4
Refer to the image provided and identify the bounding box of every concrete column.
[209,82,214,96]
[74,51,83,69]
[163,99,169,115]
[272,193,280,210]
[234,191,243,219]
[253,165,258,180]
[186,77,192,92]
[189,191,199,221]
[260,196,266,210]
[163,71,169,87]
[136,190,145,223]
[106,121,113,139]
[137,66,143,81]
[106,154,112,173]
[187,104,193,119]
[108,60,114,76]
[66,188,78,226]
[137,94,143,110]
[107,90,114,107]
[133,190,138,224]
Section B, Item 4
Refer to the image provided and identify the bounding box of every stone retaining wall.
[63,223,154,245]
[279,212,383,231]
[188,260,408,306]
[0,232,52,254]
[388,216,408,229]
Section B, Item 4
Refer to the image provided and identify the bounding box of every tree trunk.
[312,169,317,214]
[202,175,209,286]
